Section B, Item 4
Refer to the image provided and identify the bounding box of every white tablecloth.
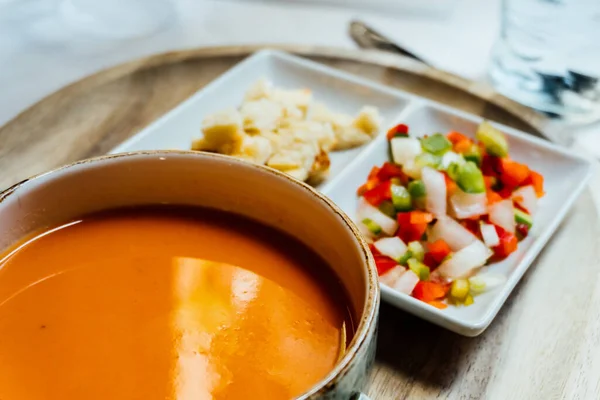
[1,0,598,154]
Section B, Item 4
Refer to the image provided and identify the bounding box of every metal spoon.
[348,20,429,65]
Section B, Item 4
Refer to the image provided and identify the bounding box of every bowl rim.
[0,149,380,398]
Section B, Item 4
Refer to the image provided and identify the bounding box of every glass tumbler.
[489,0,600,123]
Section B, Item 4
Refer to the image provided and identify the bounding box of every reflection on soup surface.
[0,207,353,400]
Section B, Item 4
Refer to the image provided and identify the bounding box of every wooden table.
[1,46,599,400]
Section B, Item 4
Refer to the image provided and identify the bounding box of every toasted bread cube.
[353,106,382,136]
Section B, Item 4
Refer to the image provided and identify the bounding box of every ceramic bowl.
[0,150,380,400]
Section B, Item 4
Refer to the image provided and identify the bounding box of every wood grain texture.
[1,45,596,400]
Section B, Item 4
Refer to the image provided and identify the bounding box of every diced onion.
[450,189,487,219]
[429,216,477,251]
[480,223,500,247]
[374,237,408,261]
[390,137,422,165]
[489,199,515,234]
[357,198,398,236]
[512,185,538,216]
[379,265,406,287]
[422,166,447,216]
[392,269,420,295]
[434,240,492,280]
[440,151,465,170]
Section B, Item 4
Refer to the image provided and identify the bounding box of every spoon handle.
[349,20,429,65]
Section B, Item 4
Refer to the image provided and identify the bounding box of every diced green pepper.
[463,143,482,166]
[407,258,430,280]
[468,276,487,295]
[378,201,396,218]
[407,241,424,262]
[514,208,533,229]
[408,180,426,198]
[457,161,486,194]
[414,152,441,170]
[476,121,508,157]
[450,279,470,300]
[391,184,412,211]
[421,133,452,155]
[362,218,382,235]
[398,251,412,265]
[446,162,461,181]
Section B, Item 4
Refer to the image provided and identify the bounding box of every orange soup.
[0,207,353,400]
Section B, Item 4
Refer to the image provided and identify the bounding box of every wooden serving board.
[1,45,598,400]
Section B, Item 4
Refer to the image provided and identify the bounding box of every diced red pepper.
[396,212,428,243]
[427,300,448,309]
[454,139,473,154]
[374,254,398,275]
[376,161,408,184]
[422,252,439,269]
[481,154,502,177]
[516,223,529,239]
[409,211,434,224]
[523,170,545,198]
[427,239,452,264]
[499,158,530,188]
[497,186,514,199]
[486,190,503,205]
[413,281,450,302]
[386,123,409,140]
[357,179,378,196]
[447,131,470,145]
[363,181,392,206]
[368,243,381,256]
[368,166,381,180]
[461,219,481,237]
[492,225,518,259]
[443,172,458,194]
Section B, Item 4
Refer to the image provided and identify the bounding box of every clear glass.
[489,0,600,123]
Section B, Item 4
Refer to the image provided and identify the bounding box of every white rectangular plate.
[111,50,592,336]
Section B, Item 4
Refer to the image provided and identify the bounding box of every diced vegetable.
[363,181,392,207]
[391,137,422,165]
[514,208,533,229]
[358,198,398,236]
[379,265,406,287]
[373,237,408,262]
[407,258,430,280]
[378,201,396,218]
[434,240,492,280]
[422,166,447,216]
[429,216,477,251]
[488,199,515,234]
[413,281,449,302]
[476,121,508,157]
[407,180,426,198]
[386,123,409,140]
[512,185,538,215]
[427,239,452,263]
[449,189,487,219]
[357,123,544,308]
[462,143,482,166]
[480,222,500,247]
[391,184,412,211]
[492,226,518,259]
[374,254,398,275]
[392,269,420,294]
[421,133,452,155]
[362,218,382,235]
[440,151,465,170]
[407,241,425,261]
[414,152,441,170]
[499,158,529,188]
[456,161,486,194]
[468,273,506,295]
[450,279,470,301]
[396,212,429,243]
